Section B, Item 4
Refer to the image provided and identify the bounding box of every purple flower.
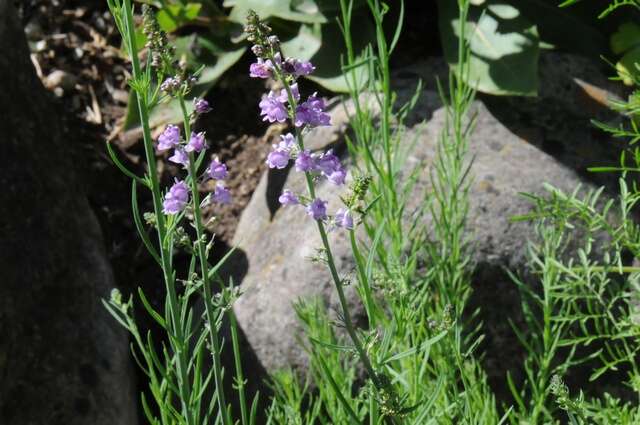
[279,190,299,205]
[316,150,346,185]
[306,198,327,220]
[295,150,316,172]
[207,157,228,180]
[266,147,290,169]
[259,90,288,123]
[279,133,296,150]
[295,94,331,127]
[249,58,273,79]
[157,124,181,151]
[286,83,300,102]
[212,182,231,204]
[282,58,315,77]
[334,208,354,229]
[294,60,315,76]
[194,98,212,114]
[168,147,189,167]
[315,150,341,174]
[185,131,206,153]
[163,180,190,214]
[327,168,347,185]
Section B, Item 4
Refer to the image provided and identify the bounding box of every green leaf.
[280,22,322,60]
[157,2,203,33]
[438,0,540,96]
[225,0,328,24]
[611,22,640,55]
[280,17,373,92]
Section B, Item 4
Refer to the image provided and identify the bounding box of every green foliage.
[226,0,373,92]
[156,2,202,32]
[124,0,373,130]
[266,1,508,423]
[505,1,640,424]
[225,0,330,24]
[560,0,640,18]
[105,1,254,424]
[438,0,540,96]
[105,0,640,423]
[611,22,640,85]
[437,0,611,96]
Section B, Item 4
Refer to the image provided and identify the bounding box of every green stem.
[279,71,399,425]
[229,312,250,425]
[179,97,232,425]
[279,78,379,388]
[122,2,193,423]
[368,0,397,213]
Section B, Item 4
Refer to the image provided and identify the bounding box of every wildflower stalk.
[121,1,194,422]
[275,68,397,423]
[178,96,232,425]
[248,10,399,421]
[286,82,376,376]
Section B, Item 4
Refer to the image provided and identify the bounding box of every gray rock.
[231,56,617,374]
[0,1,136,424]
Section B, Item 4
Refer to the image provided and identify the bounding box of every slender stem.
[179,97,232,425]
[229,312,250,425]
[369,0,397,212]
[122,2,193,423]
[267,35,401,422]
[278,79,379,388]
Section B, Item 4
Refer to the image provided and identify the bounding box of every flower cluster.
[160,74,197,96]
[250,53,315,80]
[256,78,329,128]
[157,100,231,214]
[246,15,352,230]
[265,135,347,186]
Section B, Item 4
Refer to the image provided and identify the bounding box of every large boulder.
[0,1,136,424]
[229,55,620,374]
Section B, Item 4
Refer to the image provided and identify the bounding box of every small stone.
[44,70,77,91]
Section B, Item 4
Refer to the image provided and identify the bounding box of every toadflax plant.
[245,10,426,424]
[104,1,256,424]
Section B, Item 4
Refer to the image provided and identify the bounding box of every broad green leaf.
[280,17,373,92]
[611,22,640,55]
[280,22,322,61]
[438,0,540,96]
[156,2,202,33]
[224,0,328,24]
